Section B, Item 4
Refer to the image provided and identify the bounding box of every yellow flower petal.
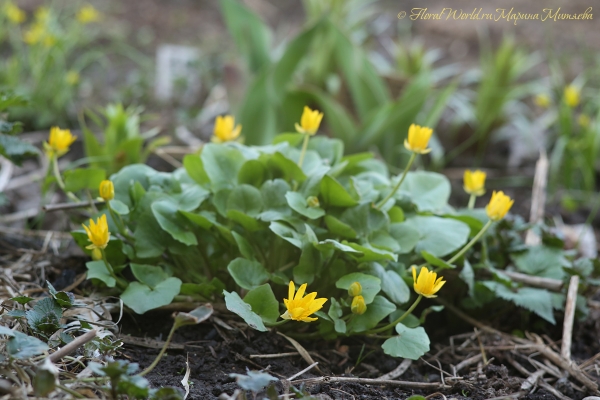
[281,281,327,323]
[295,106,323,136]
[485,191,514,221]
[463,170,486,196]
[412,265,445,298]
[404,124,433,154]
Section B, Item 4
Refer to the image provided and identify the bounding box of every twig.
[288,362,318,381]
[377,359,412,380]
[502,270,563,291]
[43,200,104,212]
[454,354,483,373]
[0,156,14,192]
[520,369,544,392]
[561,275,579,360]
[49,330,97,363]
[538,380,573,400]
[249,352,300,359]
[291,376,451,390]
[525,150,548,246]
[0,208,38,223]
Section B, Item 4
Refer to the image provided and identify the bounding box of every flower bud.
[99,180,114,201]
[306,196,320,208]
[348,281,362,297]
[351,295,367,315]
[91,248,102,261]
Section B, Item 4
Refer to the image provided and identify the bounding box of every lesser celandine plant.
[70,105,592,360]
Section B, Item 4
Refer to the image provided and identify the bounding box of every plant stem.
[101,249,127,290]
[106,201,133,241]
[297,133,310,168]
[52,156,80,202]
[57,384,85,398]
[447,219,493,265]
[375,152,416,210]
[265,319,289,327]
[467,194,476,209]
[366,295,423,334]
[139,322,178,376]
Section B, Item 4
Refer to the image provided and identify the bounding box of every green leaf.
[366,263,410,305]
[110,199,130,215]
[227,258,270,290]
[201,144,245,190]
[243,284,280,324]
[347,295,396,333]
[0,134,38,165]
[227,184,264,217]
[63,168,106,192]
[421,250,455,270]
[86,260,116,287]
[47,281,75,308]
[272,133,304,146]
[327,298,347,334]
[183,154,209,185]
[342,241,397,262]
[324,215,357,239]
[0,328,49,359]
[511,246,568,280]
[130,264,170,288]
[320,175,358,207]
[120,278,182,314]
[399,171,451,212]
[285,191,325,219]
[238,159,267,187]
[293,241,322,284]
[389,222,420,254]
[483,281,556,324]
[232,231,256,260]
[336,273,381,304]
[403,216,470,257]
[220,0,271,73]
[230,370,278,392]
[179,210,215,230]
[382,323,430,360]
[26,298,62,335]
[151,200,198,246]
[10,296,34,305]
[224,290,268,332]
[340,203,387,238]
[314,239,362,255]
[269,221,302,248]
[268,152,307,183]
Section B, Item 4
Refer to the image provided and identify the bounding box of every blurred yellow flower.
[34,7,50,22]
[66,71,80,85]
[24,24,44,45]
[404,123,433,154]
[99,180,114,201]
[578,114,591,129]
[463,170,486,196]
[211,115,241,143]
[295,106,323,135]
[564,85,580,108]
[351,295,367,315]
[281,281,327,322]
[44,127,77,158]
[76,5,100,24]
[412,266,445,298]
[348,281,362,297]
[82,214,110,250]
[486,190,514,221]
[534,93,551,108]
[4,3,26,24]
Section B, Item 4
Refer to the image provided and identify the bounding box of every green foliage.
[81,103,168,175]
[219,0,454,166]
[0,91,38,165]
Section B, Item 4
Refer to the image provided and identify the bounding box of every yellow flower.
[564,85,580,108]
[4,3,26,24]
[348,281,362,297]
[351,295,367,315]
[76,5,100,24]
[281,281,327,322]
[99,180,114,201]
[412,266,445,298]
[66,71,80,85]
[534,94,551,108]
[295,106,323,136]
[24,24,44,45]
[42,34,56,47]
[82,214,110,250]
[34,7,50,22]
[485,190,514,221]
[211,115,242,143]
[463,170,486,196]
[404,123,433,154]
[578,114,591,129]
[44,127,77,158]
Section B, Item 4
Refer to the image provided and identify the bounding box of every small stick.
[249,352,299,359]
[525,150,548,246]
[43,200,104,212]
[288,362,318,381]
[377,359,412,380]
[561,275,580,360]
[454,354,483,373]
[49,330,97,363]
[291,376,451,390]
[502,270,563,291]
